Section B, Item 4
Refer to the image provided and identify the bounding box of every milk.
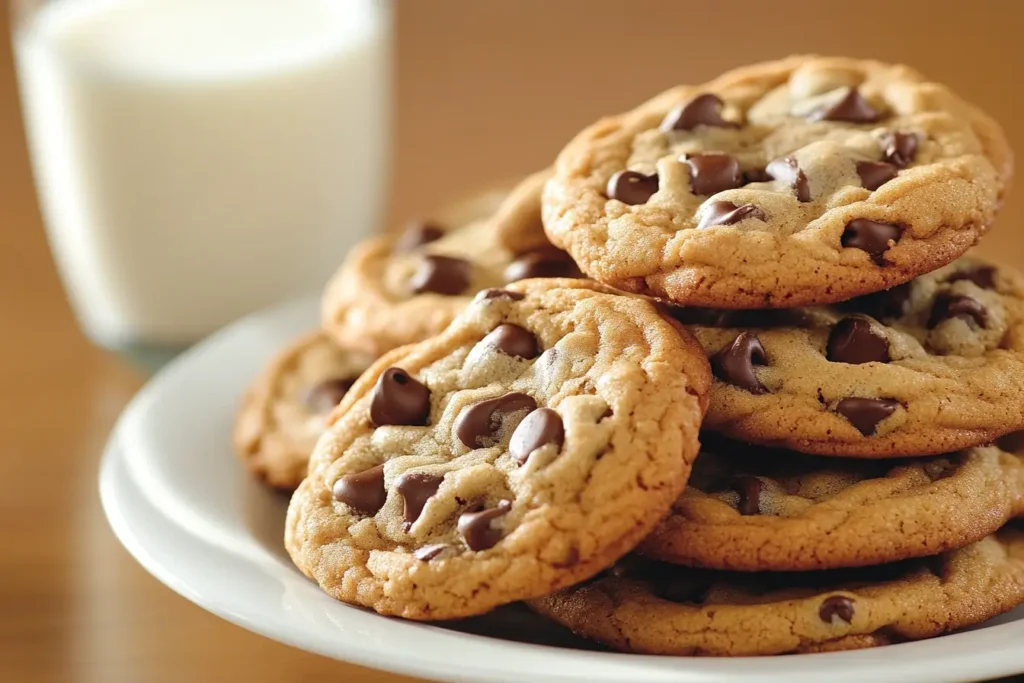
[15,0,391,349]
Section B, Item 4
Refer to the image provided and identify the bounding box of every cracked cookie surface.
[639,438,1024,571]
[543,55,1012,308]
[286,279,710,620]
[233,331,375,490]
[670,256,1024,456]
[530,527,1024,656]
[322,170,579,355]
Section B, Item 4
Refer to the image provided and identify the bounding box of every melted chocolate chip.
[660,93,736,131]
[766,156,811,202]
[856,161,898,191]
[483,324,540,359]
[734,476,762,515]
[370,368,431,426]
[458,500,512,551]
[414,544,448,561]
[836,397,899,436]
[510,408,565,465]
[395,472,444,527]
[881,132,919,168]
[394,222,445,252]
[685,153,743,195]
[409,255,471,296]
[808,88,880,123]
[947,266,997,290]
[303,377,356,413]
[743,168,773,184]
[826,317,890,364]
[475,288,525,302]
[819,595,855,624]
[841,219,903,264]
[455,393,538,449]
[697,201,766,229]
[606,170,659,205]
[927,294,987,329]
[711,332,768,394]
[504,247,583,283]
[333,464,386,515]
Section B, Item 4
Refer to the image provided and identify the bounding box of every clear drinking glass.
[12,0,392,370]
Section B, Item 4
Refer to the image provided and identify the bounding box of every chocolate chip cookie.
[639,438,1024,571]
[322,172,581,355]
[531,526,1024,656]
[671,256,1024,456]
[233,331,374,490]
[543,55,1012,308]
[286,279,711,619]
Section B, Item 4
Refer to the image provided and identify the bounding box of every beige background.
[2,1,1024,681]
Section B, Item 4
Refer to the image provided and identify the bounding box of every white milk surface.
[16,0,390,347]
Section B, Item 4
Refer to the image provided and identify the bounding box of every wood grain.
[1,1,1022,681]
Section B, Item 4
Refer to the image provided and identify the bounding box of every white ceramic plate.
[100,295,1024,683]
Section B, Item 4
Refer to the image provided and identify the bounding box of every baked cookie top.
[639,438,1024,571]
[543,55,1012,308]
[531,527,1024,656]
[286,279,710,620]
[322,171,580,355]
[671,256,1024,456]
[233,331,374,490]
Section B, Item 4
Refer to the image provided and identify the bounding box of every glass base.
[100,339,188,375]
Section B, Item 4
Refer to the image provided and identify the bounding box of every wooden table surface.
[3,2,1024,681]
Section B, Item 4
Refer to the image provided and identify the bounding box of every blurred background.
[2,1,1024,681]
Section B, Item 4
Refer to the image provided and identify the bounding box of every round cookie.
[543,55,1012,308]
[639,438,1024,571]
[322,172,581,355]
[530,527,1024,656]
[286,279,711,620]
[671,256,1024,456]
[233,331,375,490]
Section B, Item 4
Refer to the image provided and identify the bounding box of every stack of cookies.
[235,56,1024,656]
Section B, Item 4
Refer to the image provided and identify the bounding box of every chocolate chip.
[606,170,659,205]
[734,476,762,515]
[856,161,898,191]
[414,544,448,561]
[458,500,512,551]
[766,156,811,202]
[841,219,903,264]
[947,266,997,290]
[685,154,743,195]
[927,294,987,329]
[394,221,444,252]
[836,397,899,436]
[696,201,766,229]
[826,317,890,364]
[743,168,773,184]
[370,368,431,426]
[711,332,768,394]
[332,464,386,515]
[394,472,444,527]
[483,324,540,359]
[303,377,356,413]
[409,255,471,295]
[504,247,583,283]
[881,132,919,168]
[841,284,910,321]
[475,288,525,302]
[660,93,736,131]
[808,88,880,123]
[510,407,565,465]
[456,393,538,449]
[819,596,855,624]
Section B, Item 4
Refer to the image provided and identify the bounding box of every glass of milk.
[12,0,391,369]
